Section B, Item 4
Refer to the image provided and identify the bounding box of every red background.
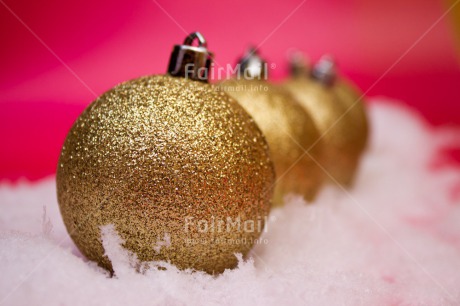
[1,0,460,181]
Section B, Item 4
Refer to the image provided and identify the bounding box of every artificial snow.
[1,99,460,305]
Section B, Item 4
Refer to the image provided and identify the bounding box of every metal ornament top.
[168,32,213,82]
[237,47,268,80]
[311,55,337,87]
[288,50,310,78]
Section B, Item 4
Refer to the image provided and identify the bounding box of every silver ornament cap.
[288,50,310,78]
[311,55,337,86]
[167,32,213,82]
[237,47,267,80]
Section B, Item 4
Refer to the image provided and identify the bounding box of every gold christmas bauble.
[56,34,275,275]
[284,55,369,186]
[333,79,369,157]
[284,77,360,185]
[219,78,324,205]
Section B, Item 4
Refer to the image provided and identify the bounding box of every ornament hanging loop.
[237,47,268,80]
[183,32,207,48]
[168,32,213,82]
[288,50,310,78]
[311,55,337,86]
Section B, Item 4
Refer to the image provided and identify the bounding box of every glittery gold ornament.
[219,49,324,205]
[56,33,275,274]
[283,55,368,186]
[333,77,369,158]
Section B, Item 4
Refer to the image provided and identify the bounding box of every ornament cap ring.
[287,50,310,78]
[168,32,213,82]
[237,47,267,80]
[311,55,337,86]
[183,32,207,48]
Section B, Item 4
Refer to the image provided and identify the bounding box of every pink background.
[1,0,460,181]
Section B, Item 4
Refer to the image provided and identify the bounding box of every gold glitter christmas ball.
[220,79,324,204]
[219,50,324,205]
[333,79,369,157]
[56,34,275,275]
[283,55,368,186]
[283,78,358,185]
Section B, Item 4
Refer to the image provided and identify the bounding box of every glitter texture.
[284,78,368,186]
[219,79,324,205]
[56,75,275,274]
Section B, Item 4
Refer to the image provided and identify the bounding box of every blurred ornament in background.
[56,33,275,274]
[287,49,311,79]
[283,54,368,186]
[323,56,369,166]
[219,48,324,205]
